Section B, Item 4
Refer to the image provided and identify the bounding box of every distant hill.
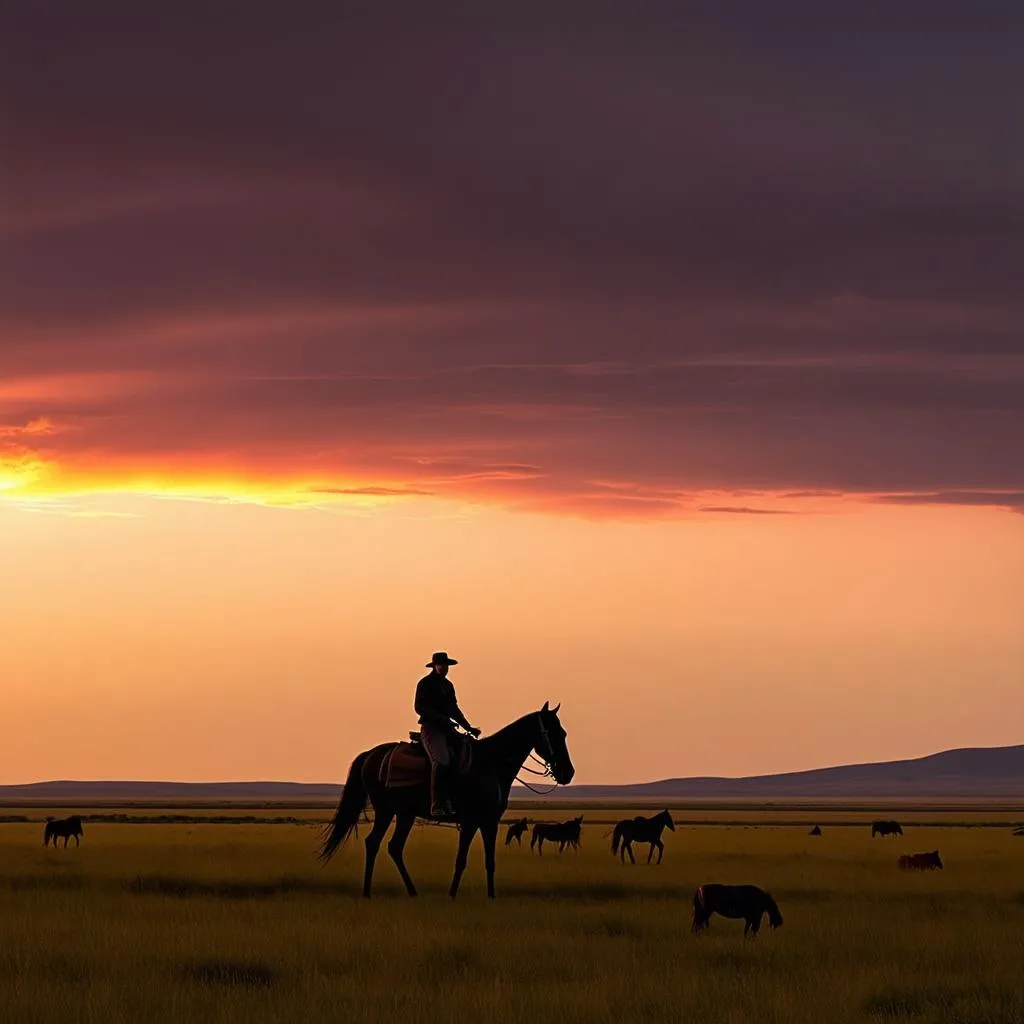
[553,745,1024,799]
[1,744,1021,801]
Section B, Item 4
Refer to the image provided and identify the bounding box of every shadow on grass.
[182,959,279,989]
[123,874,362,900]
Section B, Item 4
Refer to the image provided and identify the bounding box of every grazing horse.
[899,850,943,871]
[319,703,574,899]
[871,820,903,837]
[611,809,675,864]
[692,884,783,937]
[504,817,529,847]
[43,816,83,848]
[531,816,583,855]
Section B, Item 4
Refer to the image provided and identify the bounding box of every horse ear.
[552,702,560,713]
[541,700,549,711]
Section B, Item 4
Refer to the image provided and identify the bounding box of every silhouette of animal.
[871,820,903,837]
[504,817,529,847]
[531,816,583,855]
[43,816,83,848]
[319,703,574,899]
[899,850,943,871]
[809,825,822,836]
[1012,827,1024,837]
[692,884,783,937]
[611,809,675,864]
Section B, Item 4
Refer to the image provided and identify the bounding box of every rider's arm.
[449,696,475,733]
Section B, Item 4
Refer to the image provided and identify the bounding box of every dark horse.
[43,816,83,848]
[504,817,529,847]
[692,884,783,937]
[531,816,583,855]
[611,809,675,864]
[319,703,573,898]
[871,820,903,837]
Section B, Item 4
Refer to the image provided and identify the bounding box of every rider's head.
[428,651,457,676]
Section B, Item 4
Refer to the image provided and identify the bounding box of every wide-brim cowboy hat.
[427,651,458,667]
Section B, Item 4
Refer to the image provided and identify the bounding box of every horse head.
[662,809,676,831]
[538,701,575,786]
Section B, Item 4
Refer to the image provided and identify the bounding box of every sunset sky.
[2,5,1022,785]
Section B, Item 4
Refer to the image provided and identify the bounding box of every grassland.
[2,805,1023,1024]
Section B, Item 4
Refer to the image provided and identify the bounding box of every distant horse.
[871,820,903,837]
[531,816,583,855]
[319,703,574,899]
[809,825,822,836]
[43,816,83,848]
[1012,827,1024,837]
[505,817,529,847]
[899,850,943,871]
[692,884,783,937]
[611,809,675,864]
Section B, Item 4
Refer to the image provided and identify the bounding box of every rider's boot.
[430,763,456,820]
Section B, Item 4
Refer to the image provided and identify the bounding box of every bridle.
[515,712,562,795]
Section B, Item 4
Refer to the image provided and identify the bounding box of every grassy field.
[2,807,1023,1024]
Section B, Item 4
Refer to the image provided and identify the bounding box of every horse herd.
[504,809,677,864]
[36,809,966,935]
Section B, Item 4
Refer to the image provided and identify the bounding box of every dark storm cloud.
[2,2,1022,512]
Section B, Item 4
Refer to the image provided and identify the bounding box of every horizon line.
[3,740,1020,790]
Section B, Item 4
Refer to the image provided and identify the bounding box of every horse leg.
[646,842,655,865]
[362,812,393,899]
[480,821,498,899]
[386,812,418,897]
[449,823,479,900]
[74,834,80,847]
[655,839,664,864]
[626,841,636,865]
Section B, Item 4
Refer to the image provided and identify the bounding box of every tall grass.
[1,817,1022,1023]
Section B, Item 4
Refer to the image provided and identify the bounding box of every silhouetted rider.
[415,652,481,818]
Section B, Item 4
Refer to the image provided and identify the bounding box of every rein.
[513,714,561,795]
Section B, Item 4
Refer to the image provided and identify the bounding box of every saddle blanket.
[380,736,473,789]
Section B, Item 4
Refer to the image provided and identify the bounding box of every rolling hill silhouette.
[2,744,1021,800]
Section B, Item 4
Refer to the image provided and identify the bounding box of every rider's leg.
[421,725,454,817]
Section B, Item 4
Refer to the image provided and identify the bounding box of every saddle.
[380,732,474,789]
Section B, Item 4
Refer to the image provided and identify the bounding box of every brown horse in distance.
[899,850,943,871]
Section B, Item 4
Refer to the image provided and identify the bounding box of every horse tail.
[611,822,625,855]
[764,892,783,929]
[318,751,371,863]
[692,886,707,932]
